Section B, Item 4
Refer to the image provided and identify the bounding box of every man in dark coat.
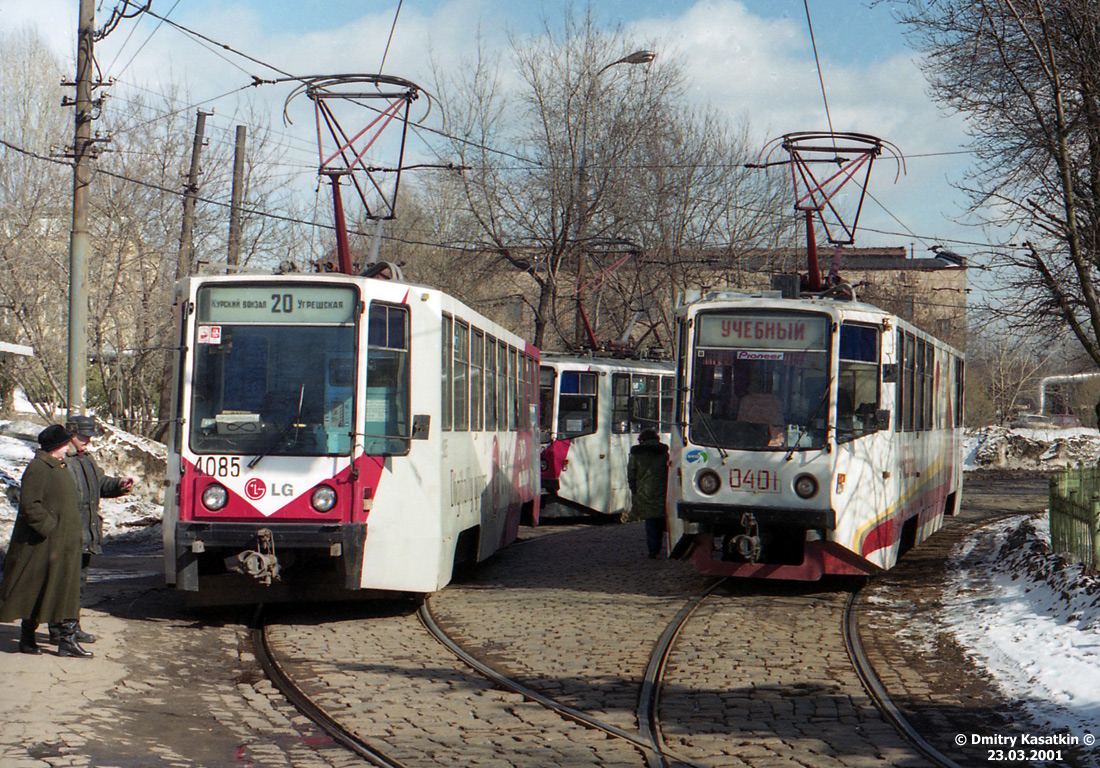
[627,429,670,558]
[48,415,133,645]
[0,424,92,657]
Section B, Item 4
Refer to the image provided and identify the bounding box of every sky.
[0,0,990,267]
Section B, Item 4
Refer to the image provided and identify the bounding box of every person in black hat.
[0,424,92,657]
[46,415,134,646]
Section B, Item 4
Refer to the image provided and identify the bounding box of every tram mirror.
[411,414,430,440]
[873,409,891,430]
[882,363,898,383]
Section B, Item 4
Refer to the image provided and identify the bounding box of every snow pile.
[943,516,1100,746]
[0,420,164,563]
[964,426,1100,470]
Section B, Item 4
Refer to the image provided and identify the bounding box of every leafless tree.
[427,10,791,351]
[889,0,1100,420]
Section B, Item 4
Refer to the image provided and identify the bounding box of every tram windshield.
[690,311,830,451]
[188,284,358,456]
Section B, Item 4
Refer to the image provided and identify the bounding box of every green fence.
[1049,464,1100,571]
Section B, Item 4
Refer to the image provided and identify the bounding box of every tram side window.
[539,366,556,439]
[924,342,935,430]
[915,338,926,431]
[508,346,519,431]
[660,376,674,433]
[470,329,484,431]
[837,323,880,442]
[485,336,498,431]
[558,371,598,438]
[631,375,660,433]
[442,314,453,431]
[612,374,630,434]
[901,331,915,432]
[453,321,469,431]
[364,303,410,455]
[955,358,965,427]
[497,342,509,432]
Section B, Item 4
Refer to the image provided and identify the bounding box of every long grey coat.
[0,450,82,623]
[68,450,127,555]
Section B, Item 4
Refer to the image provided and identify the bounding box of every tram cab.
[667,289,964,580]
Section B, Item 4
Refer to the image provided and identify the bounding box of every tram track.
[251,510,1036,768]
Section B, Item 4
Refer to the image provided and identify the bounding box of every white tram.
[163,273,539,602]
[668,289,964,580]
[539,354,675,518]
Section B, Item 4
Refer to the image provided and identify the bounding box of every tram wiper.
[690,405,728,460]
[248,384,306,470]
[784,378,833,462]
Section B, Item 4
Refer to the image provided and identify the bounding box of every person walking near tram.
[627,429,670,559]
[0,424,92,657]
[46,415,133,646]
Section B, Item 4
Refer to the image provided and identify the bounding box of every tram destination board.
[197,284,358,324]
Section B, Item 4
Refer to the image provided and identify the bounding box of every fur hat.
[66,415,100,438]
[38,424,72,452]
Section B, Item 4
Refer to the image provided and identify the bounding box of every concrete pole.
[67,0,95,421]
[178,110,210,280]
[227,125,246,270]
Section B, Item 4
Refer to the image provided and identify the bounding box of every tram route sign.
[197,285,359,324]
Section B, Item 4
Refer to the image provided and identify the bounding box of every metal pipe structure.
[1039,372,1100,414]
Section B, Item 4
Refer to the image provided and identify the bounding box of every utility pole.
[227,124,246,270]
[66,0,96,421]
[178,110,211,280]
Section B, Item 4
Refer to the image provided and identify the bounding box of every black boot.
[74,624,96,644]
[48,623,61,644]
[19,621,41,655]
[57,620,93,658]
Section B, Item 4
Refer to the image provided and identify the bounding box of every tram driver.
[736,370,785,447]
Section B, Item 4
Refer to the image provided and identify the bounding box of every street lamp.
[574,49,656,349]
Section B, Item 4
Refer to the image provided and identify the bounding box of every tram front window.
[690,312,829,451]
[189,284,358,456]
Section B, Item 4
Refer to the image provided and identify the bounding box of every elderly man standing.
[46,415,134,646]
[0,424,90,657]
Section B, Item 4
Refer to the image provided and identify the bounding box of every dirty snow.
[1,414,1100,749]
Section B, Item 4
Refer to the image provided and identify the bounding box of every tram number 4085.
[196,456,241,477]
[729,468,779,493]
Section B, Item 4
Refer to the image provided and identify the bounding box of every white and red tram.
[163,273,539,601]
[538,354,675,518]
[667,289,964,580]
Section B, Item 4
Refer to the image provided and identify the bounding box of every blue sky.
[4,0,990,264]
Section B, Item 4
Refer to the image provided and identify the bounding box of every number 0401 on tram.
[667,289,964,580]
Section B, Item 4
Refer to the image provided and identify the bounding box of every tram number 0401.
[196,457,241,477]
[729,468,779,493]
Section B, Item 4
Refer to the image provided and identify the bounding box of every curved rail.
[637,578,727,767]
[418,599,712,768]
[843,512,1032,768]
[251,620,410,768]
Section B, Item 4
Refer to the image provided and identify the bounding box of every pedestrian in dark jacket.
[48,415,133,645]
[0,424,92,657]
[627,429,669,558]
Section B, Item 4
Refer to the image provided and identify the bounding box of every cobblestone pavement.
[0,473,1051,766]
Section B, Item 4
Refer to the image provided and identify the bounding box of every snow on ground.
[942,516,1100,752]
[2,417,1100,741]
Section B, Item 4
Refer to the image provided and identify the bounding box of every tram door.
[607,373,632,515]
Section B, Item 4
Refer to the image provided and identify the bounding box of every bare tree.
[889,0,1100,419]
[427,10,790,351]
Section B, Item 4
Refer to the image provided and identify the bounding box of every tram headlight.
[540,457,549,473]
[696,469,721,496]
[201,483,229,511]
[794,474,819,499]
[310,485,338,513]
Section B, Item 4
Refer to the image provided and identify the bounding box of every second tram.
[667,289,964,580]
[539,354,675,518]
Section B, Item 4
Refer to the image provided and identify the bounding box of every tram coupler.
[730,512,761,564]
[224,528,282,586]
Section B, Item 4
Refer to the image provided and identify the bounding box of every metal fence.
[1049,463,1100,571]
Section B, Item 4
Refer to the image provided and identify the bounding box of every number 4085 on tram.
[162,273,539,603]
